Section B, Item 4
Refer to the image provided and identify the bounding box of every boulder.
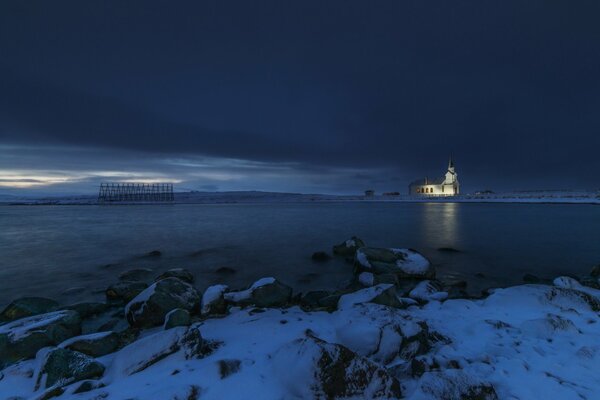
[201,284,229,315]
[0,297,59,322]
[224,277,292,308]
[418,370,498,400]
[119,268,154,282]
[125,277,200,328]
[111,326,204,376]
[62,302,109,319]
[358,272,375,287]
[311,251,331,262]
[0,310,81,368]
[273,334,401,399]
[106,281,148,303]
[164,308,191,329]
[301,291,331,309]
[218,359,241,379]
[409,280,448,303]
[355,248,434,279]
[35,348,105,390]
[60,331,120,357]
[155,268,194,284]
[338,284,403,309]
[332,236,366,257]
[590,264,600,278]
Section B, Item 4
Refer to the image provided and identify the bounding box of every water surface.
[0,202,598,308]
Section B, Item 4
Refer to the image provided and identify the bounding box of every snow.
[0,310,73,341]
[201,284,229,314]
[337,283,395,310]
[223,277,275,303]
[409,281,448,302]
[391,248,431,274]
[58,331,114,348]
[358,272,374,287]
[2,282,600,399]
[356,250,371,268]
[124,282,157,317]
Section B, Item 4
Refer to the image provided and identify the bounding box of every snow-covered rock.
[201,284,229,315]
[34,347,105,390]
[155,268,195,284]
[332,236,366,257]
[355,248,434,279]
[224,277,292,308]
[409,281,448,303]
[164,308,191,329]
[59,331,120,357]
[338,284,402,309]
[125,277,200,328]
[272,334,402,399]
[106,280,148,303]
[358,272,375,287]
[0,310,81,368]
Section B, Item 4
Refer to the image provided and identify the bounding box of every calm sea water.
[0,202,599,308]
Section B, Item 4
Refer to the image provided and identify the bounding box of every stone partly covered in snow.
[111,326,205,376]
[415,370,498,400]
[273,334,401,399]
[332,236,366,257]
[164,308,191,329]
[125,277,200,328]
[201,284,229,315]
[553,275,583,290]
[62,302,109,319]
[155,268,195,284]
[355,247,434,279]
[0,297,59,322]
[338,284,402,309]
[358,272,375,287]
[0,310,81,368]
[224,277,292,308]
[106,280,148,304]
[409,280,448,303]
[35,348,105,390]
[59,331,120,357]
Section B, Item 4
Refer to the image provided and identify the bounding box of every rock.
[146,250,162,257]
[580,276,600,289]
[553,276,583,290]
[338,284,402,309]
[0,310,81,368]
[105,281,148,304]
[62,302,109,319]
[125,277,200,328]
[546,287,600,312]
[318,294,343,310]
[112,327,204,376]
[201,284,229,315]
[332,236,366,257]
[358,272,375,287]
[155,268,195,284]
[300,291,330,309]
[273,334,401,399]
[164,308,191,329]
[119,268,154,282]
[35,348,105,389]
[215,266,237,275]
[590,264,600,278]
[60,331,120,357]
[72,379,105,394]
[418,370,498,400]
[437,247,461,253]
[218,359,241,379]
[311,251,331,262]
[523,273,541,283]
[224,277,292,308]
[0,297,59,322]
[409,280,448,303]
[355,247,434,279]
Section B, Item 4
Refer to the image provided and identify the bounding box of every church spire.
[448,155,454,170]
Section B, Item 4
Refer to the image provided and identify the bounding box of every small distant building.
[364,189,375,197]
[409,157,459,196]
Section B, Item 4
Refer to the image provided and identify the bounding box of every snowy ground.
[1,280,598,399]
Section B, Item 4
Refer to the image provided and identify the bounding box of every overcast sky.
[1,1,599,195]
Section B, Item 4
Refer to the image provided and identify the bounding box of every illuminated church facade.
[409,157,460,196]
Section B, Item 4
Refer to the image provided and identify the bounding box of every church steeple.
[448,155,455,171]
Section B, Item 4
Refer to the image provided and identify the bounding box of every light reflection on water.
[0,202,599,308]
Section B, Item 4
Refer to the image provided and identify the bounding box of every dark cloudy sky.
[1,1,599,195]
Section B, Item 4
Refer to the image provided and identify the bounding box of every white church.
[409,157,460,196]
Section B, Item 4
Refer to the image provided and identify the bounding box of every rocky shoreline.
[1,237,599,399]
